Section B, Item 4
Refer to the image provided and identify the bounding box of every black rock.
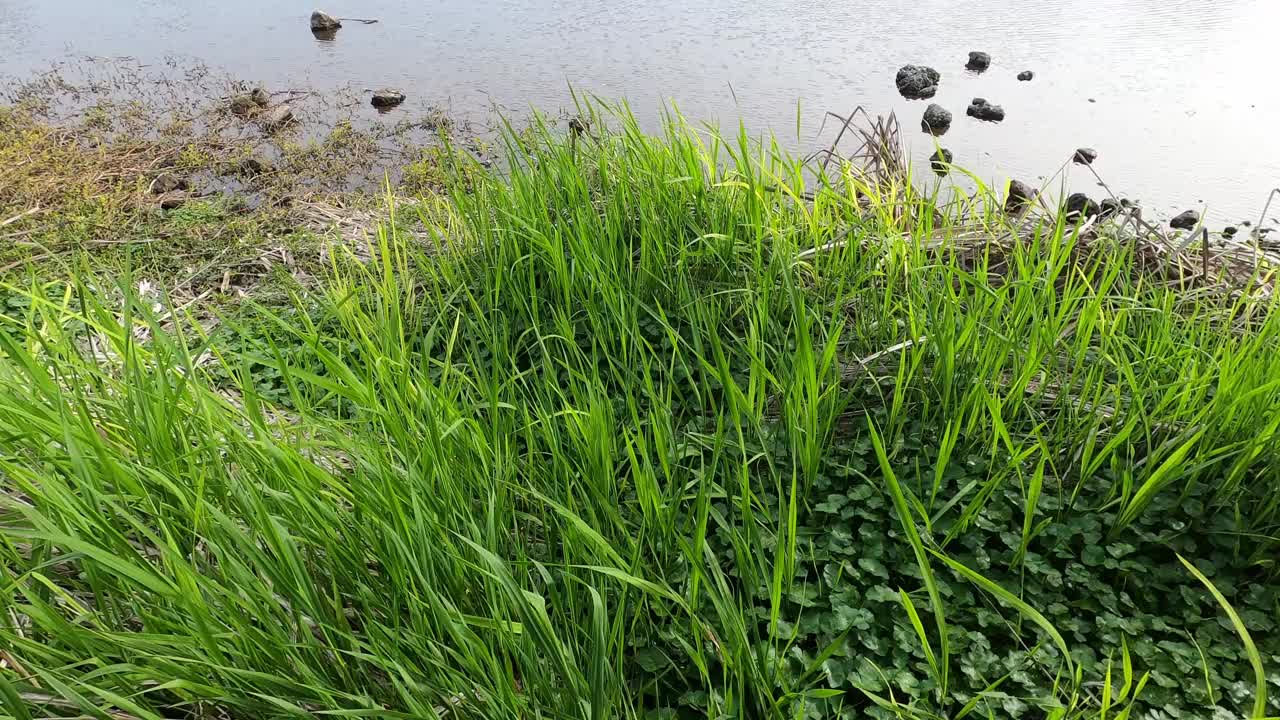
[310,10,342,31]
[1073,148,1098,165]
[1223,226,1238,237]
[966,98,1005,122]
[930,148,954,176]
[1170,210,1199,230]
[371,89,406,109]
[1006,180,1037,213]
[1017,70,1034,81]
[1241,220,1253,227]
[966,51,991,72]
[895,65,941,100]
[921,104,952,135]
[1065,193,1100,220]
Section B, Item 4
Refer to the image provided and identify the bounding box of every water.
[2,0,1278,224]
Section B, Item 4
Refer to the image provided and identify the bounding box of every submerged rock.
[1017,70,1034,81]
[260,104,294,131]
[921,104,952,135]
[1065,193,1100,220]
[150,172,187,195]
[1005,180,1037,213]
[1073,147,1098,165]
[371,89,406,109]
[1170,210,1199,230]
[895,65,940,100]
[966,51,991,72]
[929,148,954,176]
[966,98,1005,122]
[310,10,342,31]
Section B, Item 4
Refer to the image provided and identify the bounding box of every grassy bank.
[1,103,1278,720]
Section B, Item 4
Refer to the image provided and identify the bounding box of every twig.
[0,206,42,228]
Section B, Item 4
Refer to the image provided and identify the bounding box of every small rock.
[929,148,954,176]
[1066,193,1100,220]
[921,104,952,135]
[1241,220,1253,227]
[150,172,187,195]
[966,98,1005,122]
[260,104,294,131]
[371,89,406,109]
[1017,70,1034,81]
[895,65,941,100]
[1223,226,1238,237]
[1073,148,1098,165]
[1006,180,1037,213]
[160,197,186,211]
[249,87,270,106]
[966,51,991,72]
[229,94,257,117]
[1170,210,1199,230]
[310,10,342,31]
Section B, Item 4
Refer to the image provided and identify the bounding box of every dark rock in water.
[310,10,342,31]
[150,172,187,195]
[249,87,270,106]
[160,197,186,211]
[921,104,952,135]
[1073,147,1098,165]
[229,94,257,117]
[1223,226,1238,237]
[1005,180,1037,213]
[966,51,991,72]
[1065,193,1100,220]
[966,98,1005,122]
[1170,210,1199,230]
[1017,70,1034,81]
[371,89,406,108]
[1241,220,1253,227]
[895,65,941,100]
[260,104,294,131]
[929,148,954,176]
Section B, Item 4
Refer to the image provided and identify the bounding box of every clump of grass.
[0,102,1277,720]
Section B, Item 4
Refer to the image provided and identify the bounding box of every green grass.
[1,103,1278,720]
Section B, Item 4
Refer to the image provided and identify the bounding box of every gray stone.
[895,65,940,100]
[966,98,1005,122]
[1006,180,1037,213]
[921,104,952,135]
[1017,70,1034,81]
[929,148,954,176]
[371,89,406,109]
[310,10,342,31]
[966,51,991,72]
[260,104,294,131]
[1073,148,1098,165]
[1170,210,1199,230]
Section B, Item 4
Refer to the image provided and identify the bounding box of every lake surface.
[2,0,1278,224]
